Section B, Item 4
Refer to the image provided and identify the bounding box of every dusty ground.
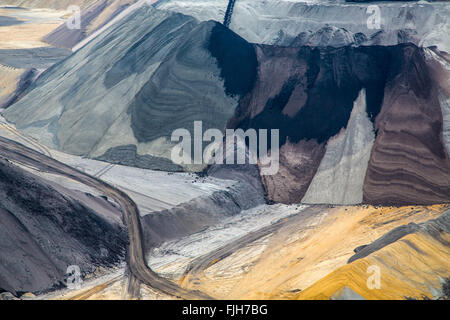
[39,204,449,300]
[0,8,65,49]
[39,267,176,300]
[1,115,448,300]
[178,204,449,299]
[0,7,67,108]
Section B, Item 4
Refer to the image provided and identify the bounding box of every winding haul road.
[0,136,210,300]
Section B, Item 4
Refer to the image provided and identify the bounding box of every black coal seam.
[207,22,258,97]
[223,0,236,28]
[231,45,424,151]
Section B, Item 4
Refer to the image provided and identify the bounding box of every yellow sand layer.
[179,205,448,299]
[49,276,177,300]
[296,232,450,300]
[0,64,24,102]
[38,205,449,300]
[0,23,59,49]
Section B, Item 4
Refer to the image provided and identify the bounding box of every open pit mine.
[0,0,448,304]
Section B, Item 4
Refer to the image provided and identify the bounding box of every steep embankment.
[178,205,449,300]
[4,5,450,205]
[0,64,34,108]
[362,46,450,205]
[3,7,248,172]
[0,158,127,296]
[140,180,265,251]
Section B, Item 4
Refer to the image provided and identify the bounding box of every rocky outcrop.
[140,180,265,250]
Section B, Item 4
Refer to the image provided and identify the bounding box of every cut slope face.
[302,89,375,204]
[231,44,450,204]
[297,210,450,300]
[0,64,31,108]
[0,0,98,10]
[4,6,450,206]
[363,46,450,205]
[177,205,449,299]
[4,7,243,172]
[0,158,127,296]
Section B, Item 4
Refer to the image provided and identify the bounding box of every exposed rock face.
[363,46,450,205]
[0,158,127,295]
[302,89,375,205]
[4,5,450,205]
[0,292,18,300]
[175,204,449,300]
[43,0,146,50]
